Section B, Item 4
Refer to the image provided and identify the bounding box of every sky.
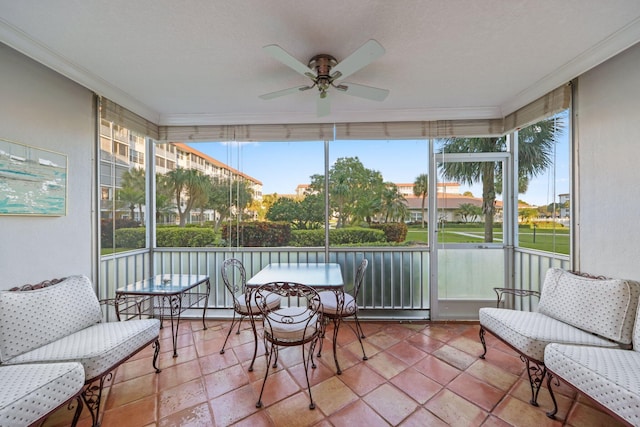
[188,126,568,207]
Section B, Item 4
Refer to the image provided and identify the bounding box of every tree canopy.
[266,194,324,229]
[308,156,407,227]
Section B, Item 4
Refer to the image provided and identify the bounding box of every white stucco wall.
[576,42,640,280]
[0,44,95,287]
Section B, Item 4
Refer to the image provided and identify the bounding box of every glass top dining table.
[246,262,344,288]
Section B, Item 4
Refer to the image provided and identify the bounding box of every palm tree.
[120,167,146,224]
[413,173,429,228]
[456,203,482,223]
[382,183,408,222]
[439,116,563,242]
[116,186,144,222]
[164,167,210,226]
[207,177,255,231]
[155,173,176,224]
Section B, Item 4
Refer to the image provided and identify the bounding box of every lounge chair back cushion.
[0,275,102,362]
[538,268,640,344]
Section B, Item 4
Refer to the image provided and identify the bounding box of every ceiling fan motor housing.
[308,54,338,77]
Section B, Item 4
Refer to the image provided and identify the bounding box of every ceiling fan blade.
[331,39,385,81]
[263,44,314,77]
[340,82,389,101]
[317,96,331,117]
[259,85,311,100]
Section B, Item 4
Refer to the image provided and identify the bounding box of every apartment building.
[99,120,262,223]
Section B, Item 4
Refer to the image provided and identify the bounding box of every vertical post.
[324,137,330,261]
[428,138,439,319]
[93,95,103,298]
[147,137,157,276]
[506,131,518,290]
[569,80,578,272]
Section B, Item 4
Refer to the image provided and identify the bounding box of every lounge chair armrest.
[492,287,540,308]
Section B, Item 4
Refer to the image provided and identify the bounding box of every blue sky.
[188,130,568,207]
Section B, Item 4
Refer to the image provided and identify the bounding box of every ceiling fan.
[259,39,389,117]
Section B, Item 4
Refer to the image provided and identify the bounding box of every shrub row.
[113,221,399,248]
[370,222,407,243]
[114,227,217,248]
[101,218,140,248]
[290,227,386,246]
[222,221,290,247]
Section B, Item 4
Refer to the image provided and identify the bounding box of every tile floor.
[45,319,626,427]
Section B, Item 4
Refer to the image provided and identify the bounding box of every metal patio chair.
[254,282,323,409]
[316,258,369,374]
[220,258,280,371]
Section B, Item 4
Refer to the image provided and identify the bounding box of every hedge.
[156,227,216,247]
[101,218,140,248]
[222,221,291,247]
[114,226,217,248]
[370,222,407,243]
[114,223,389,248]
[290,227,386,246]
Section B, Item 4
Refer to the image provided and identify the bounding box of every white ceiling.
[2,0,640,126]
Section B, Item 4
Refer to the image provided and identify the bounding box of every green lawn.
[406,224,569,254]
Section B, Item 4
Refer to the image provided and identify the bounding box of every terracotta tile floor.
[45,319,626,427]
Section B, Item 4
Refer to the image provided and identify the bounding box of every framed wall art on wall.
[0,138,68,216]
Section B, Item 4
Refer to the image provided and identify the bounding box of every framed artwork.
[0,138,68,216]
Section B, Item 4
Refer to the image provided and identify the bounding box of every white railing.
[100,247,431,321]
[100,246,568,320]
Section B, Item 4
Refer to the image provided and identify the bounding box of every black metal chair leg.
[220,312,239,354]
[152,339,161,373]
[256,342,275,408]
[81,372,112,427]
[352,321,368,361]
[479,326,487,359]
[316,317,328,358]
[304,339,318,409]
[524,357,546,406]
[354,313,366,339]
[248,316,259,372]
[546,372,560,419]
[332,318,342,374]
[69,395,83,427]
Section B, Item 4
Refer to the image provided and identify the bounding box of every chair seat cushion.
[0,362,84,427]
[317,291,356,316]
[265,307,319,342]
[479,308,620,362]
[545,343,640,426]
[3,319,160,381]
[237,291,281,315]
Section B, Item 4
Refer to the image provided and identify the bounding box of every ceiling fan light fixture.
[317,76,331,90]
